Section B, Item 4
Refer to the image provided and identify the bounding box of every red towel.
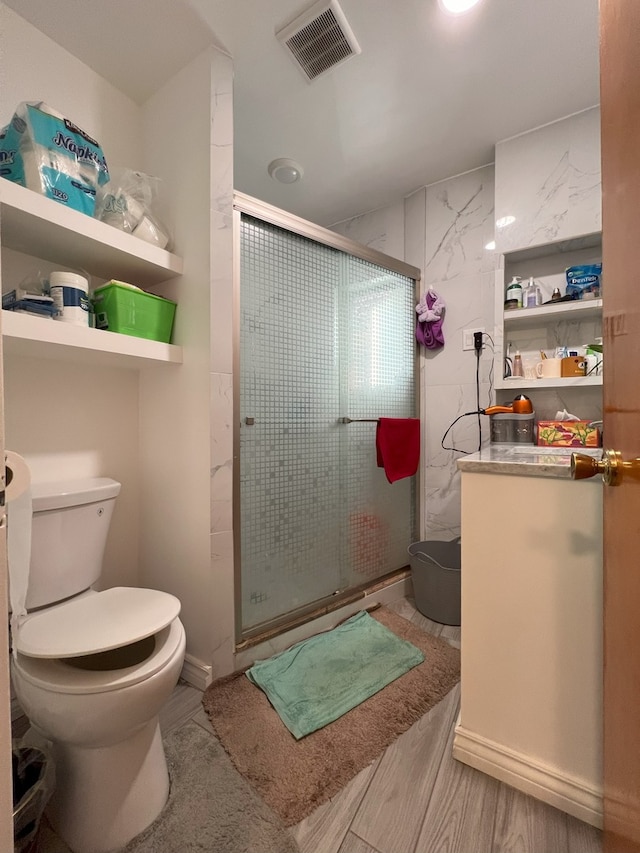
[376,418,420,483]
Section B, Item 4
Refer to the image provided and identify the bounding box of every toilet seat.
[15,587,181,658]
[12,587,184,694]
[13,618,185,694]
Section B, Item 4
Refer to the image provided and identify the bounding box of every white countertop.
[457,443,602,479]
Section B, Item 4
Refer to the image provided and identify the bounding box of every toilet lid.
[15,587,181,659]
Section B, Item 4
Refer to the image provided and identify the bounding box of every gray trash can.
[407,537,461,626]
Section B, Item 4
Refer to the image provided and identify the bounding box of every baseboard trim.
[180,654,213,690]
[452,723,603,828]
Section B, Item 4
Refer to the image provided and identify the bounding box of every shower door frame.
[232,191,423,644]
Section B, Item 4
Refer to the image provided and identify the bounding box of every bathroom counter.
[453,459,603,827]
[457,443,602,479]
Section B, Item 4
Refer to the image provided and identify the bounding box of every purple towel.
[415,289,445,350]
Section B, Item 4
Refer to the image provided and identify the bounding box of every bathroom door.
[237,211,417,635]
[600,2,640,849]
[0,310,13,851]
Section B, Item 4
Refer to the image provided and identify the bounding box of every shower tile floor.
[22,596,602,853]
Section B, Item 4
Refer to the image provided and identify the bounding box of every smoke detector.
[276,0,361,82]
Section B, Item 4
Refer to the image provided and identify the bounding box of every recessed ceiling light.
[439,0,483,14]
[496,215,516,229]
[268,158,304,184]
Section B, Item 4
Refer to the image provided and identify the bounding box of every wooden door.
[0,302,12,851]
[600,1,640,849]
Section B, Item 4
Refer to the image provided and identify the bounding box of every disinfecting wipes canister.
[49,271,90,325]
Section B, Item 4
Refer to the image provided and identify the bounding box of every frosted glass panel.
[339,257,416,587]
[239,215,415,632]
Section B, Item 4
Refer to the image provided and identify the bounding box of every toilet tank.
[26,478,121,610]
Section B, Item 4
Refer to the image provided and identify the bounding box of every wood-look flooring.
[16,596,603,853]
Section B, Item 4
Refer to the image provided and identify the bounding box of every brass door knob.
[571,449,640,486]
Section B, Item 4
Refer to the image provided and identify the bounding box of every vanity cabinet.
[453,451,603,827]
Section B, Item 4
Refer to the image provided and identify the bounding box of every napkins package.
[0,101,109,216]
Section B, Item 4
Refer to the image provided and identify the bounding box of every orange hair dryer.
[483,394,533,416]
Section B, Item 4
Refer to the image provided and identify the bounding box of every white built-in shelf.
[1,310,183,369]
[496,374,602,391]
[503,298,603,327]
[0,179,183,287]
[503,232,602,264]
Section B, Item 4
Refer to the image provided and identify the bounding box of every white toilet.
[10,477,186,853]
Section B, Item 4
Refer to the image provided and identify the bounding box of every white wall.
[0,5,143,172]
[331,199,406,259]
[494,106,601,253]
[419,165,496,539]
[206,49,236,680]
[3,356,140,588]
[137,46,231,675]
[0,7,146,588]
[0,6,237,683]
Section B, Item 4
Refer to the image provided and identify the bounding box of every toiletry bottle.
[506,276,523,308]
[512,351,524,377]
[586,337,604,375]
[525,277,538,308]
[551,286,562,301]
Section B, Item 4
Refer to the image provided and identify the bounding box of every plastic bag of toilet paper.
[0,101,110,216]
[565,263,602,299]
[94,167,172,250]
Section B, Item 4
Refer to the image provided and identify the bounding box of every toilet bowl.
[9,478,186,853]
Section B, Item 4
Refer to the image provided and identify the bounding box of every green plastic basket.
[92,281,177,343]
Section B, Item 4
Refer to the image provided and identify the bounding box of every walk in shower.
[234,195,420,640]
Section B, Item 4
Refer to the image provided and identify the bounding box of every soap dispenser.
[524,277,540,308]
[506,276,523,308]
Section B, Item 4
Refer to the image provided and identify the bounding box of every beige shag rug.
[202,607,460,826]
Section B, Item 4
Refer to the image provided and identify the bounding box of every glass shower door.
[338,256,416,590]
[239,214,416,635]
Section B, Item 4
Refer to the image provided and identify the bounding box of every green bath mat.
[245,610,425,739]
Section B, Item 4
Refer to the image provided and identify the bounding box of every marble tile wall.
[420,165,496,539]
[494,107,601,253]
[331,199,405,259]
[208,49,236,679]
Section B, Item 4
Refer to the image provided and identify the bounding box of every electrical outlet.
[463,327,485,351]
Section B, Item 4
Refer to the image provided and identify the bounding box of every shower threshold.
[235,566,410,652]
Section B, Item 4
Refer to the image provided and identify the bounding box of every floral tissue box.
[537,421,600,447]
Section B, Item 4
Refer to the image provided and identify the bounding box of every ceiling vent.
[276,0,361,82]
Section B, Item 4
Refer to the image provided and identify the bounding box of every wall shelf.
[504,299,603,328]
[496,375,602,391]
[0,179,183,287]
[495,232,603,404]
[2,310,183,368]
[503,232,602,264]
